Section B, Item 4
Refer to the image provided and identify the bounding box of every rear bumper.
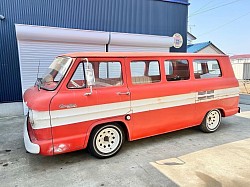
[23,116,40,154]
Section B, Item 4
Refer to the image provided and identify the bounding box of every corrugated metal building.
[231,54,250,80]
[0,0,189,115]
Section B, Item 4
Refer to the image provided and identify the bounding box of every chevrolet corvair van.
[24,52,239,158]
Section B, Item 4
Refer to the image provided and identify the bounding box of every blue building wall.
[0,0,188,102]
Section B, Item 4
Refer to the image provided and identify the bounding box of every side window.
[67,63,85,88]
[164,60,190,81]
[193,59,222,79]
[95,62,122,87]
[131,60,161,84]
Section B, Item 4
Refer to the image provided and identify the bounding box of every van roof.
[62,52,227,58]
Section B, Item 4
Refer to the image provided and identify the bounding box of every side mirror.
[85,68,95,87]
[82,58,95,96]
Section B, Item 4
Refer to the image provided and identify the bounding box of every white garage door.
[15,24,109,114]
[18,41,106,95]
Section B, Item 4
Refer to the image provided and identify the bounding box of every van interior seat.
[167,69,190,81]
[132,75,160,84]
[194,73,201,79]
[95,78,122,86]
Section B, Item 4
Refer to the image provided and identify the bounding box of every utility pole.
[188,24,195,33]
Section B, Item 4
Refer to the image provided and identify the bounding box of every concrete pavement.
[240,94,250,105]
[151,138,250,186]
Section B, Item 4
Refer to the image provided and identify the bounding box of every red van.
[23,52,239,158]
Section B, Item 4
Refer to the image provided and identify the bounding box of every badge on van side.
[59,104,77,109]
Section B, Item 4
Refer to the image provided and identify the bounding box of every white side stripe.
[31,87,239,129]
[132,93,196,113]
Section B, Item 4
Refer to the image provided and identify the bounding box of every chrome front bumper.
[23,116,40,154]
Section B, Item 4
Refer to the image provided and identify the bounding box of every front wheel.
[200,109,221,133]
[88,123,124,159]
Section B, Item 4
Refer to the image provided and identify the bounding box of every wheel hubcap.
[95,127,120,154]
[207,111,220,129]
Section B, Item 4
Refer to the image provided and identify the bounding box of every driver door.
[50,58,98,153]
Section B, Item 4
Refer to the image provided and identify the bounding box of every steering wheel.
[70,80,81,88]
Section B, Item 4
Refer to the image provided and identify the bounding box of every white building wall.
[232,63,244,80]
[231,58,250,80]
[187,32,196,45]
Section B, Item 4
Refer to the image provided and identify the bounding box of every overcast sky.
[188,0,250,55]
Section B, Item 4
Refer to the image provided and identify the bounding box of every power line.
[191,0,215,15]
[197,11,250,37]
[189,0,241,17]
[189,0,242,17]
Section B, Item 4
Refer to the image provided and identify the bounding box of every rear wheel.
[200,109,221,133]
[88,123,124,159]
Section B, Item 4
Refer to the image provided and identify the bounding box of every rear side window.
[193,59,222,79]
[164,60,190,81]
[130,60,161,84]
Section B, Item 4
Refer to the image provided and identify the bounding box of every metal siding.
[18,40,105,114]
[243,63,250,80]
[0,0,188,102]
[18,41,105,93]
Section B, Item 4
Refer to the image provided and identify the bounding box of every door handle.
[117,92,130,95]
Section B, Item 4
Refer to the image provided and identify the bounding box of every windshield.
[39,56,72,90]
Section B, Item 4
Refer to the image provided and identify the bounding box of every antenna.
[188,24,196,33]
[35,60,42,90]
[37,60,41,80]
